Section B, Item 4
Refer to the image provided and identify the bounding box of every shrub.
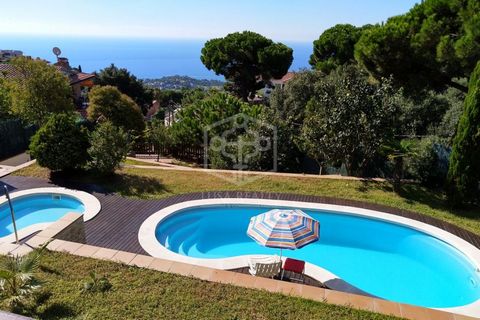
[447,61,480,205]
[87,86,145,136]
[87,121,130,175]
[0,245,47,309]
[207,134,260,170]
[406,137,450,188]
[29,114,89,171]
[81,271,112,294]
[7,57,74,126]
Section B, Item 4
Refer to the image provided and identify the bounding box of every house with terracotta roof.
[0,52,95,110]
[0,63,22,79]
[0,50,23,62]
[54,57,96,109]
[271,72,296,89]
[263,72,295,98]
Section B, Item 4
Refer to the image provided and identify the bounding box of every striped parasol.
[247,209,320,257]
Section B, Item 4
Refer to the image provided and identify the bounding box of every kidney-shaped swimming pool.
[139,199,480,311]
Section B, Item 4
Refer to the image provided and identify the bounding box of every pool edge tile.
[25,235,51,248]
[253,276,280,293]
[324,289,350,306]
[74,244,100,258]
[423,309,455,320]
[209,269,237,285]
[300,285,326,302]
[373,299,402,318]
[47,239,68,251]
[231,272,257,289]
[149,258,174,273]
[189,265,216,281]
[92,248,118,260]
[129,255,155,268]
[276,281,304,296]
[400,303,432,320]
[111,251,137,265]
[453,314,480,320]
[56,241,83,254]
[347,293,375,312]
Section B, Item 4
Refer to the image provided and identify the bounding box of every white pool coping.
[138,198,480,317]
[0,187,101,243]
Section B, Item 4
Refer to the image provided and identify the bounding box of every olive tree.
[299,66,399,176]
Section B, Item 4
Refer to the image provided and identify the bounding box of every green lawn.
[2,251,400,320]
[123,158,163,166]
[13,163,480,235]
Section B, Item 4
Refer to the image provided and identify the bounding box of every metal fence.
[134,142,204,163]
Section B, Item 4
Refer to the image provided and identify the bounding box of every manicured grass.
[13,163,480,235]
[123,158,163,166]
[2,251,399,320]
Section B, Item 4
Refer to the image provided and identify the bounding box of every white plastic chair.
[248,256,282,279]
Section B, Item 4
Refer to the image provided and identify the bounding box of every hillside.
[144,75,224,90]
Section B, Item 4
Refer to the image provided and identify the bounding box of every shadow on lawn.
[356,179,480,220]
[35,302,76,320]
[48,170,168,198]
[15,293,77,320]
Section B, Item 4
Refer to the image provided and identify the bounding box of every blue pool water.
[0,194,85,237]
[156,205,480,308]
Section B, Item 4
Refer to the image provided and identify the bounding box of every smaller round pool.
[0,187,101,242]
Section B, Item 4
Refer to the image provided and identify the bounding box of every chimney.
[55,57,71,71]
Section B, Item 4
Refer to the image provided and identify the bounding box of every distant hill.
[144,75,224,90]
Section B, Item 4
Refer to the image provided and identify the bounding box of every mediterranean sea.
[1,35,313,80]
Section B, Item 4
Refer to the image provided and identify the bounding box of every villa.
[0,0,479,319]
[0,50,95,110]
[53,56,96,109]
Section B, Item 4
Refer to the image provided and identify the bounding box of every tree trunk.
[315,159,323,175]
[393,157,403,192]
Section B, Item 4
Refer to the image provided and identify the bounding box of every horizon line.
[0,31,316,45]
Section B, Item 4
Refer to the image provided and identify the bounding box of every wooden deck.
[2,174,480,257]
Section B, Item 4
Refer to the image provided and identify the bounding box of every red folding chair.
[281,258,306,283]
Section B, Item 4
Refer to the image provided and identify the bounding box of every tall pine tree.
[447,61,480,206]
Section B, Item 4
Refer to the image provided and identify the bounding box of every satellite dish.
[52,47,61,58]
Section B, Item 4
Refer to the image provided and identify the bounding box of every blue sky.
[1,0,419,42]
